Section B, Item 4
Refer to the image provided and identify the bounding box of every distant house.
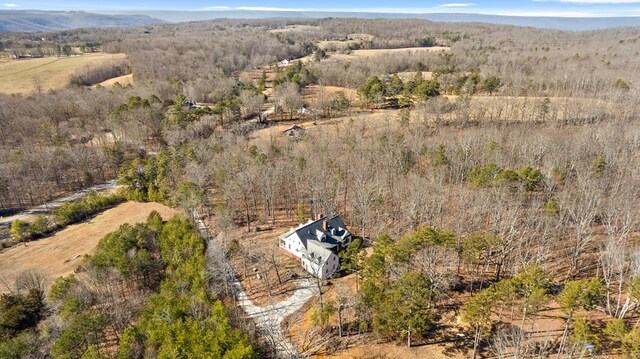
[279,214,352,279]
[282,125,305,137]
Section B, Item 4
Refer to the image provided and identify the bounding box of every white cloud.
[439,3,478,7]
[202,6,304,11]
[236,6,304,11]
[533,0,640,3]
[2,3,20,7]
[198,4,640,16]
[202,6,232,10]
[494,10,607,16]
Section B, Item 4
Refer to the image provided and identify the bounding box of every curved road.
[196,218,315,358]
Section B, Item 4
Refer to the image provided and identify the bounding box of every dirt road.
[196,218,315,358]
[235,278,315,357]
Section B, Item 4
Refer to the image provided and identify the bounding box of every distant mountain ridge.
[102,10,640,31]
[0,10,164,32]
[3,9,640,32]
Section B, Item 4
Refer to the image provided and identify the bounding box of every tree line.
[0,212,258,358]
[8,191,125,246]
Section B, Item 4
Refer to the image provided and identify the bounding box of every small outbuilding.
[282,125,305,137]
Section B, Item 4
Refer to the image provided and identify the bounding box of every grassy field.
[396,71,434,82]
[331,46,449,61]
[94,73,134,88]
[317,33,376,50]
[0,53,127,95]
[0,201,176,292]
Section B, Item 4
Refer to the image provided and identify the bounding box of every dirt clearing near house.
[0,201,177,291]
[0,52,127,95]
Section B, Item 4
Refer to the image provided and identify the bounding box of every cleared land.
[396,71,434,82]
[269,25,319,33]
[0,201,177,291]
[330,46,449,61]
[303,85,357,105]
[317,34,376,50]
[95,73,134,88]
[0,53,127,95]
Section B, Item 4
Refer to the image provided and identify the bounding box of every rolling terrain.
[0,52,127,94]
[102,9,640,30]
[0,201,177,292]
[0,10,163,32]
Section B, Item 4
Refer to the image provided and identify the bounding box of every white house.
[278,214,352,279]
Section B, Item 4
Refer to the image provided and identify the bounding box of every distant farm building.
[282,125,305,137]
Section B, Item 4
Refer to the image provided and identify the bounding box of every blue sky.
[2,0,640,17]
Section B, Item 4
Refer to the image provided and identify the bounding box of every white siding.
[302,252,339,279]
[280,234,304,259]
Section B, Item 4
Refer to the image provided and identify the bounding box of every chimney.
[317,213,323,221]
[322,220,328,232]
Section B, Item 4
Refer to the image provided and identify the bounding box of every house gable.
[278,214,351,278]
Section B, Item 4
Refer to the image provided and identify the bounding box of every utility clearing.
[0,201,176,291]
[0,52,126,95]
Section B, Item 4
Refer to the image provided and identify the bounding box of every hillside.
[0,10,163,32]
[103,10,640,31]
[1,17,639,359]
[0,53,128,95]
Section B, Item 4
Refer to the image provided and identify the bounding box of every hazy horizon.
[3,0,640,17]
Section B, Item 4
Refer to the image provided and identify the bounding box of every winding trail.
[234,278,315,357]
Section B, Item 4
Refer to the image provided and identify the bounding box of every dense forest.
[1,17,640,358]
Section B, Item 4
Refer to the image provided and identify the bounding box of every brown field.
[303,85,358,105]
[330,47,449,61]
[0,53,127,95]
[396,71,434,82]
[269,25,319,34]
[318,34,376,51]
[0,201,177,291]
[94,73,134,88]
[317,40,361,50]
[249,109,402,144]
